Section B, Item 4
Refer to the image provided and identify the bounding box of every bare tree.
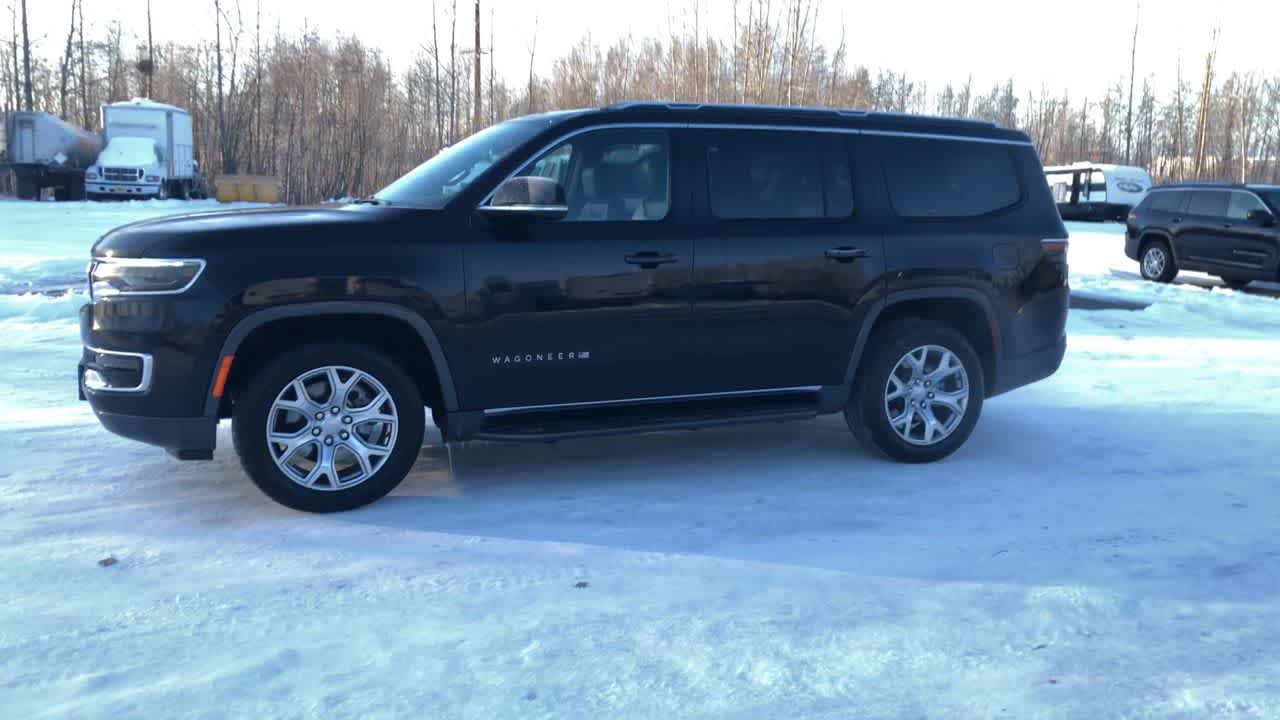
[58,0,75,118]
[472,0,480,133]
[449,0,457,142]
[1193,28,1218,178]
[77,0,87,126]
[488,4,494,124]
[527,13,537,113]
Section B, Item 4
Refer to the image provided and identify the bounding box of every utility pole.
[1124,3,1139,164]
[146,0,154,97]
[472,0,481,133]
[20,0,32,110]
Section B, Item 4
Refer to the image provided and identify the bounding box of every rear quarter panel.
[861,134,1068,370]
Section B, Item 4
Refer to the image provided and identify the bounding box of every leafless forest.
[4,0,1280,203]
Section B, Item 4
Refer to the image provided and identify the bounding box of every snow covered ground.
[2,201,1279,719]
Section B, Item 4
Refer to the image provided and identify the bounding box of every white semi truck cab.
[86,99,198,200]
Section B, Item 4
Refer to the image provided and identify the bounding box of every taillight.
[1041,238,1069,254]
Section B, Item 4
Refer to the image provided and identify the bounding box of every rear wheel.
[232,342,425,512]
[1139,240,1177,283]
[1219,275,1251,290]
[846,319,985,463]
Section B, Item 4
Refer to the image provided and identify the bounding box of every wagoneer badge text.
[493,351,591,365]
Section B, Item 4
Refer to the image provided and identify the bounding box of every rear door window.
[705,131,852,220]
[881,137,1022,219]
[1186,190,1228,218]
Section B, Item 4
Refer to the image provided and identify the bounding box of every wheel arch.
[843,289,1001,399]
[203,301,457,420]
[1137,229,1173,258]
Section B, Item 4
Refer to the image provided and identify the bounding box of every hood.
[98,137,161,168]
[92,203,431,258]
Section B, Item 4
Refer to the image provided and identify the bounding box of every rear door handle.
[624,251,678,269]
[825,246,871,262]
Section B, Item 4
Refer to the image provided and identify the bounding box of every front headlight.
[90,258,206,297]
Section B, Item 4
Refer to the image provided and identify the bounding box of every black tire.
[1138,239,1177,283]
[67,176,87,201]
[1219,275,1251,290]
[232,342,425,512]
[845,318,985,463]
[16,177,37,200]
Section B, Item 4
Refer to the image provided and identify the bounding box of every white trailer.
[1044,162,1153,222]
[86,99,201,199]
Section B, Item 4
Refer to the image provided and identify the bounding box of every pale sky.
[19,0,1280,102]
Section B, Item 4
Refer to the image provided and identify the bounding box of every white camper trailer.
[85,99,198,199]
[1044,162,1152,221]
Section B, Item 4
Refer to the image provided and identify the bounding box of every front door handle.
[825,246,871,262]
[624,251,678,269]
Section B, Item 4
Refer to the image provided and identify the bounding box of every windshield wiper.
[349,196,388,206]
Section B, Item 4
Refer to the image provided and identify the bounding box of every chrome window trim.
[483,386,822,416]
[477,203,570,214]
[476,121,1033,208]
[857,128,1033,146]
[90,257,207,297]
[82,346,154,394]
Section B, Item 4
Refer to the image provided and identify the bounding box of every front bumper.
[91,409,217,459]
[87,182,163,198]
[79,297,223,457]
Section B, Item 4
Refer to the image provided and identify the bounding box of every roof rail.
[601,100,1003,129]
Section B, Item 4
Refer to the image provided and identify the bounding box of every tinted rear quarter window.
[1186,190,1228,217]
[706,131,852,220]
[881,137,1022,218]
[1147,191,1185,213]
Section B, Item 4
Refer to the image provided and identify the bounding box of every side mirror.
[479,176,567,220]
[1247,208,1276,226]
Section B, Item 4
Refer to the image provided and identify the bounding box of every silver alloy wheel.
[884,344,970,446]
[266,365,398,491]
[1142,246,1167,278]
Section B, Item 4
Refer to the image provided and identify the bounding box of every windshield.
[375,117,557,208]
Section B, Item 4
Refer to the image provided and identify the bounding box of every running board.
[472,392,822,442]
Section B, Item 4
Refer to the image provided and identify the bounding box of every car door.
[688,128,884,393]
[453,126,696,411]
[1175,189,1230,271]
[1219,191,1279,273]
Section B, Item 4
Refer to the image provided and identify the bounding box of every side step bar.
[473,391,823,442]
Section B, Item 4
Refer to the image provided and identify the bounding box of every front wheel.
[232,343,425,512]
[846,319,985,463]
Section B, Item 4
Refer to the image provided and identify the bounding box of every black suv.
[80,102,1069,512]
[1126,183,1280,288]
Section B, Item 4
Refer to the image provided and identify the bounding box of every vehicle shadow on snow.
[334,402,1280,601]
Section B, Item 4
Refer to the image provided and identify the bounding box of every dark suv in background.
[1126,183,1280,288]
[80,102,1069,512]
